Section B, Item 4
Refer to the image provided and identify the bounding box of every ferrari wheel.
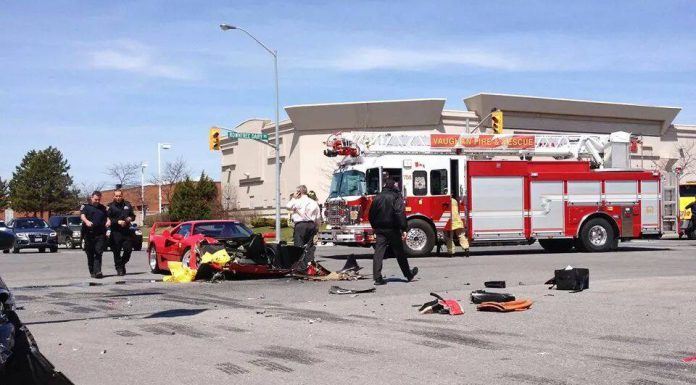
[148,245,162,274]
[180,249,197,270]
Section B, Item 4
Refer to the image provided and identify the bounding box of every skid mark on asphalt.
[598,335,660,345]
[588,355,696,385]
[13,294,38,301]
[249,346,322,365]
[139,324,174,336]
[43,310,63,315]
[51,301,98,314]
[415,340,452,349]
[115,330,142,337]
[316,344,378,355]
[629,379,667,385]
[276,308,351,324]
[139,322,211,338]
[91,304,117,311]
[53,301,78,307]
[403,318,447,325]
[216,362,250,375]
[69,306,96,314]
[218,325,248,333]
[162,294,255,310]
[248,359,294,372]
[473,329,524,337]
[46,291,70,298]
[347,314,379,320]
[501,373,570,385]
[409,327,499,350]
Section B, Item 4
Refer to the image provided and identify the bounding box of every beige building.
[220,93,696,215]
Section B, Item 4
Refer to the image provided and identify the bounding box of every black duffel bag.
[546,268,589,291]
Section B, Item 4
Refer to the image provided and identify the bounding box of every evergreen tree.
[9,147,77,216]
[169,172,218,221]
[0,177,9,210]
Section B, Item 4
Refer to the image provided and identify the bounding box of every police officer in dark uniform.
[80,191,110,278]
[107,189,136,276]
[368,177,418,285]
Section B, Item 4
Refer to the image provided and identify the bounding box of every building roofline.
[464,92,681,110]
[285,98,446,109]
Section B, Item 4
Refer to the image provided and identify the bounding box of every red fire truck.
[318,131,679,257]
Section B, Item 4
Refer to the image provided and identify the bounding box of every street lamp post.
[157,143,172,213]
[141,162,148,222]
[220,23,282,243]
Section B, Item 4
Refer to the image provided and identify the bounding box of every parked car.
[81,222,143,251]
[147,220,254,273]
[48,215,83,249]
[4,217,58,253]
[0,230,14,252]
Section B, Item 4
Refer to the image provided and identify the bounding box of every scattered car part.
[328,286,376,295]
[477,300,533,312]
[470,290,516,304]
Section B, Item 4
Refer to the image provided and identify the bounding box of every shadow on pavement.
[319,246,672,260]
[144,308,207,319]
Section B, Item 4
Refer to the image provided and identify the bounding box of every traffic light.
[209,127,221,151]
[491,110,504,134]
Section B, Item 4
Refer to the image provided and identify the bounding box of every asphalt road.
[2,238,696,385]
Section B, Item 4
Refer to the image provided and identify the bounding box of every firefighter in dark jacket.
[368,178,418,285]
[107,189,136,276]
[80,191,110,278]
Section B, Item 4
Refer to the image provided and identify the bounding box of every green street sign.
[227,131,269,141]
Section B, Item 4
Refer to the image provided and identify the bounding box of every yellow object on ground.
[163,261,197,283]
[200,249,232,265]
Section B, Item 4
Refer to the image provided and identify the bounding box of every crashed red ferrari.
[147,220,305,277]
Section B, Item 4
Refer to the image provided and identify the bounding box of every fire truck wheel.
[579,217,615,252]
[538,239,574,253]
[404,219,436,258]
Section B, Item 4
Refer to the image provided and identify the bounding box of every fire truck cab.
[319,131,678,257]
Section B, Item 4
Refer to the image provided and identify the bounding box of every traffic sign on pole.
[227,131,269,141]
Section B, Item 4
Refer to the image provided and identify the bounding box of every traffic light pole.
[470,108,503,134]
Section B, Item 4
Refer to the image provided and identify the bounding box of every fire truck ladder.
[325,131,633,168]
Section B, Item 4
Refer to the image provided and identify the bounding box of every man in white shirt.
[286,185,320,247]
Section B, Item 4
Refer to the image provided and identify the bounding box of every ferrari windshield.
[13,218,48,229]
[328,170,366,198]
[193,222,252,238]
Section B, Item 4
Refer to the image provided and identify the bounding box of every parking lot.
[2,238,696,385]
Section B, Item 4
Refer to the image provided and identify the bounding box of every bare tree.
[76,181,106,202]
[149,157,190,207]
[653,140,696,181]
[222,183,238,212]
[105,162,141,188]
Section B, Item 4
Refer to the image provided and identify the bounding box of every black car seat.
[244,234,268,264]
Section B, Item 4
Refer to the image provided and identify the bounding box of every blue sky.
[2,0,695,187]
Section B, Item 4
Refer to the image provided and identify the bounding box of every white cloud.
[89,40,197,80]
[294,34,696,73]
[322,47,526,72]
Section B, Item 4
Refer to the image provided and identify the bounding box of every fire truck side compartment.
[465,161,660,244]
